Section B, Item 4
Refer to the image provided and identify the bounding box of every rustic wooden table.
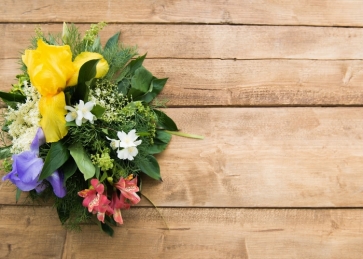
[1,1,363,258]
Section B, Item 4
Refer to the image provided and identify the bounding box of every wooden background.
[1,1,363,258]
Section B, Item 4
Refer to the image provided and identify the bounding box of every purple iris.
[2,128,66,198]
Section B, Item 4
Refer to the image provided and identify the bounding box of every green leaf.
[128,54,147,75]
[15,188,22,203]
[91,36,101,52]
[104,32,120,50]
[69,143,96,180]
[91,104,105,119]
[129,66,153,98]
[154,109,178,131]
[98,221,114,237]
[139,77,168,103]
[65,121,77,127]
[57,206,70,224]
[72,59,99,103]
[137,155,162,181]
[39,142,70,180]
[117,79,130,95]
[60,157,78,183]
[0,145,12,160]
[0,91,26,103]
[78,59,99,83]
[148,130,171,154]
[95,166,100,179]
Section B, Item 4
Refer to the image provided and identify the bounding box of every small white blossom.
[118,129,142,148]
[107,129,142,161]
[65,100,96,126]
[117,146,138,160]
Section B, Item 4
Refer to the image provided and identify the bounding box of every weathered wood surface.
[3,58,363,106]
[1,1,363,258]
[1,206,363,259]
[2,24,363,60]
[2,0,363,27]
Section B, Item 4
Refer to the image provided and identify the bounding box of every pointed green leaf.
[0,91,26,103]
[0,146,12,160]
[154,109,178,131]
[57,206,70,224]
[72,59,99,103]
[128,53,147,75]
[15,188,22,203]
[91,36,101,52]
[137,155,162,181]
[117,79,130,95]
[99,221,114,237]
[69,143,95,180]
[148,130,171,154]
[60,157,78,183]
[91,104,105,119]
[139,77,168,103]
[39,142,70,180]
[129,66,153,98]
[104,32,120,50]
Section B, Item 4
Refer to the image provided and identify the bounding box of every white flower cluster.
[6,82,41,153]
[107,129,142,160]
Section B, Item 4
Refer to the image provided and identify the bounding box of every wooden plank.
[3,58,363,106]
[1,206,363,258]
[2,108,363,207]
[0,205,66,259]
[2,24,363,60]
[1,0,363,26]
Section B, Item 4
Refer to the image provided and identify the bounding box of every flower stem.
[164,130,204,139]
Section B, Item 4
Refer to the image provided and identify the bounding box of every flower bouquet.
[0,23,201,236]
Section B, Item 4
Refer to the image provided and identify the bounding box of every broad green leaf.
[104,32,120,50]
[148,130,171,154]
[117,79,130,95]
[60,157,78,183]
[0,146,12,160]
[128,53,147,75]
[0,91,26,103]
[139,77,168,103]
[78,59,99,83]
[129,66,153,98]
[137,155,162,181]
[72,59,99,103]
[91,104,105,118]
[154,109,178,131]
[39,142,70,180]
[69,143,96,180]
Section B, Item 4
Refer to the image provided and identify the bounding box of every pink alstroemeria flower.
[114,177,141,205]
[78,179,113,223]
[110,192,132,224]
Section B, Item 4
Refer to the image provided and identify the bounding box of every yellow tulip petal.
[39,92,68,143]
[67,52,109,86]
[22,39,75,95]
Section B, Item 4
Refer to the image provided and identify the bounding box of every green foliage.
[69,143,96,180]
[39,141,69,180]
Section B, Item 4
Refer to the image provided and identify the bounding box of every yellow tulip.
[22,39,75,142]
[67,52,109,87]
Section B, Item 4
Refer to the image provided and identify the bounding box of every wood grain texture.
[2,108,363,207]
[2,0,363,26]
[2,24,363,60]
[2,58,363,106]
[1,206,363,259]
